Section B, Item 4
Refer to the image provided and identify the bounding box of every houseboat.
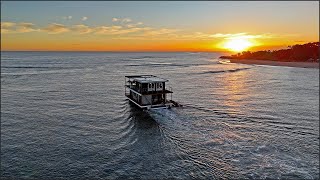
[125,75,174,109]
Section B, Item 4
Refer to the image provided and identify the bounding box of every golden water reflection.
[218,69,252,114]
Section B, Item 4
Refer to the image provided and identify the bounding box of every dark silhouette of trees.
[220,42,319,62]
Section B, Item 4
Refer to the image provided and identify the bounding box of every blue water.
[1,52,319,179]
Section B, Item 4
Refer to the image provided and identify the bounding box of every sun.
[223,38,253,52]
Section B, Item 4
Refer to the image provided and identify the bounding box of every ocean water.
[1,52,319,179]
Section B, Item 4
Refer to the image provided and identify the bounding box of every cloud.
[3,20,288,43]
[113,27,152,35]
[63,16,72,20]
[122,18,132,23]
[95,25,152,35]
[17,22,39,33]
[209,33,275,39]
[1,20,151,36]
[126,22,143,28]
[95,25,122,34]
[82,17,88,21]
[112,17,132,23]
[1,22,16,28]
[161,32,278,41]
[1,22,38,33]
[127,24,135,28]
[210,33,246,38]
[1,22,16,33]
[1,21,180,38]
[112,18,119,22]
[71,24,93,34]
[144,28,179,36]
[43,23,69,34]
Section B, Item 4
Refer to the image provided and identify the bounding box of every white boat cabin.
[125,75,173,109]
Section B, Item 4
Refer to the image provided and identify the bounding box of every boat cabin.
[125,75,173,109]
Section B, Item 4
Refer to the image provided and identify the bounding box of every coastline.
[229,59,319,69]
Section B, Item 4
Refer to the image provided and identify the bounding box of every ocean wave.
[1,66,70,69]
[218,60,231,64]
[129,56,172,60]
[126,63,189,67]
[126,62,208,68]
[197,67,251,74]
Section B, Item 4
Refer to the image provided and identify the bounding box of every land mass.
[220,42,319,68]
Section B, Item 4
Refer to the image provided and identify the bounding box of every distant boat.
[125,75,181,109]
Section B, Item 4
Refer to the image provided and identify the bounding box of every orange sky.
[1,2,319,52]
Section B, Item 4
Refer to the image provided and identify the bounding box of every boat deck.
[125,85,172,95]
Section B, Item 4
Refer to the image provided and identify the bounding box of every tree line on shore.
[220,42,319,62]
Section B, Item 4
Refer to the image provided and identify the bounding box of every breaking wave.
[197,67,251,74]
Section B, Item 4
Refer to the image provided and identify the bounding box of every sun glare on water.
[223,38,253,52]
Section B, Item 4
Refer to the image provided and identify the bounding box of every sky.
[1,1,319,52]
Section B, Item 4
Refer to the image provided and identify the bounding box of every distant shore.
[229,59,319,69]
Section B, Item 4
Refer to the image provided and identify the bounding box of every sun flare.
[223,38,253,52]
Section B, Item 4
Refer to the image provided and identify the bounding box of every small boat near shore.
[125,75,181,109]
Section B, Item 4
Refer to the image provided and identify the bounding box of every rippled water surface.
[1,52,319,179]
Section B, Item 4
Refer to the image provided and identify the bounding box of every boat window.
[160,83,162,88]
[149,83,151,88]
[152,83,154,88]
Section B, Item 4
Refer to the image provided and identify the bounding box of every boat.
[125,75,177,109]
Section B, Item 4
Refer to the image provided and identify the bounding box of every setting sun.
[223,38,253,52]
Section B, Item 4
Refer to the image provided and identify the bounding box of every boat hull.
[126,97,171,110]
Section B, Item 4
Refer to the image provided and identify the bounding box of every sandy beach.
[230,59,319,69]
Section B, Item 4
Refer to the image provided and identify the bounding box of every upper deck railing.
[125,85,172,95]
